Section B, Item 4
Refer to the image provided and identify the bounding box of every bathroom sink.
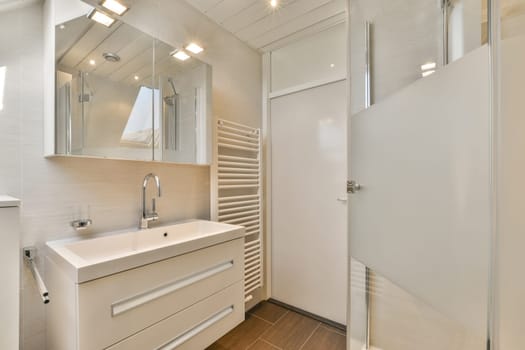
[46,220,245,283]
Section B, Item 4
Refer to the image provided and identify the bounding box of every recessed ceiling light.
[185,43,204,54]
[171,50,190,61]
[422,70,435,77]
[421,62,437,71]
[101,0,128,16]
[134,75,139,80]
[330,63,335,68]
[59,24,65,29]
[87,9,115,27]
[270,0,278,8]
[89,59,96,66]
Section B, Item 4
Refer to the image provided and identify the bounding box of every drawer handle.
[112,260,234,317]
[156,305,234,350]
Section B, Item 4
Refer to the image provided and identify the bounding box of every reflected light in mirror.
[186,43,203,54]
[134,75,139,80]
[270,0,278,8]
[172,50,190,61]
[102,0,128,16]
[87,9,115,27]
[89,59,96,66]
[0,66,5,111]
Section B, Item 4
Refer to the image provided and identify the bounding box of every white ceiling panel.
[184,0,347,51]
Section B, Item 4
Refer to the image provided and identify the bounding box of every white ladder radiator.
[212,119,263,303]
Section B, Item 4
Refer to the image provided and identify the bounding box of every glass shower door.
[348,1,491,349]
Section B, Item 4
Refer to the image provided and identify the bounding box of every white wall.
[0,1,261,349]
[497,33,525,350]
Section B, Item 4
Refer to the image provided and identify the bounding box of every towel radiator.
[212,119,263,303]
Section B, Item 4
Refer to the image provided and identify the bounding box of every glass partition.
[350,0,488,113]
[349,1,490,350]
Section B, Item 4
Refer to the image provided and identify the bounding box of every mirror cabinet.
[45,0,212,165]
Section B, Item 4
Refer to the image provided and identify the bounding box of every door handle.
[347,180,361,194]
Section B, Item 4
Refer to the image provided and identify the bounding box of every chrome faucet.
[140,173,161,229]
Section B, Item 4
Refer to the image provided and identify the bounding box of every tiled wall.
[0,1,261,349]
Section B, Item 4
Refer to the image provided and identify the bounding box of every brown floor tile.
[208,314,272,350]
[260,311,320,350]
[206,343,229,350]
[247,339,280,350]
[301,326,346,350]
[249,302,288,324]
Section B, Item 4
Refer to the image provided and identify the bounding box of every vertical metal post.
[364,20,372,350]
[80,71,85,150]
[365,21,372,109]
[442,0,450,66]
[365,266,371,350]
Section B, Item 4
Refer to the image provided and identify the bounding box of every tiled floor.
[207,301,346,350]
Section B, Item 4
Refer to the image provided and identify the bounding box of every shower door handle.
[347,180,361,194]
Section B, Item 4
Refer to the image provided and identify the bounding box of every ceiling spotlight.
[89,59,96,66]
[87,9,115,27]
[185,43,204,54]
[171,50,190,61]
[270,0,278,8]
[421,62,437,71]
[101,0,128,16]
[59,24,65,30]
[134,75,139,81]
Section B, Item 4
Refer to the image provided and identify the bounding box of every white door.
[271,80,347,325]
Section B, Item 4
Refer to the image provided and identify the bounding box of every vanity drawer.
[77,238,244,350]
[106,281,244,350]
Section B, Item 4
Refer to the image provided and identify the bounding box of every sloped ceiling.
[184,0,347,51]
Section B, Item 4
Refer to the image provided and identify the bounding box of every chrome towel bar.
[23,247,50,304]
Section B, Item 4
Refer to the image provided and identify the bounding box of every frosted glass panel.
[270,23,347,92]
[349,45,490,349]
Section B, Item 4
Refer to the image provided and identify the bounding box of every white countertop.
[0,195,21,208]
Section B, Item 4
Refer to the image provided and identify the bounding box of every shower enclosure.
[348,0,525,349]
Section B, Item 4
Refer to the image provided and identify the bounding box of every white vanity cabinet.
[46,238,245,350]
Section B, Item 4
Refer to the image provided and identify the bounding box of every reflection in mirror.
[55,7,211,164]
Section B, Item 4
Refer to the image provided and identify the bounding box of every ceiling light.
[422,70,435,78]
[270,0,278,8]
[171,50,190,61]
[89,59,96,66]
[185,43,204,54]
[101,0,128,16]
[134,75,139,80]
[59,24,65,29]
[330,63,335,68]
[87,9,115,27]
[421,62,436,71]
